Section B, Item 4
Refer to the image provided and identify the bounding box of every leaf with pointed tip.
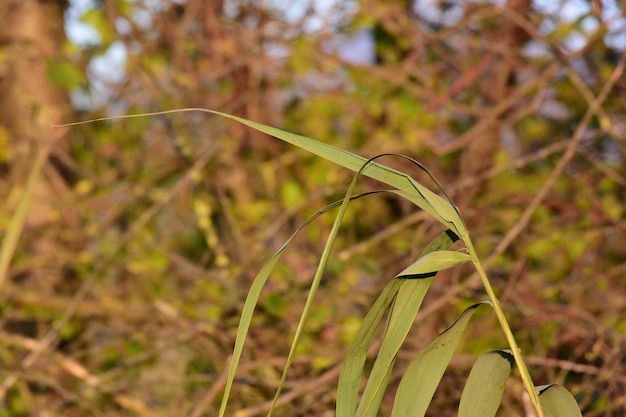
[390,302,489,417]
[458,350,514,417]
[337,230,459,417]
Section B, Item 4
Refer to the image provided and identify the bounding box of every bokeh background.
[1,0,625,415]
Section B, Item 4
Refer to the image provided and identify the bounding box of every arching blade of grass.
[60,111,467,234]
[217,191,382,417]
[337,229,460,417]
[353,231,469,417]
[264,159,371,416]
[458,350,514,417]
[390,302,489,417]
[538,385,583,417]
[200,110,467,238]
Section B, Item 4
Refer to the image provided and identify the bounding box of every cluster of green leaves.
[4,1,624,415]
[191,111,582,417]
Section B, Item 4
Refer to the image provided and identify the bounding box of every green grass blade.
[336,278,403,417]
[337,230,459,417]
[217,192,379,417]
[217,255,279,417]
[353,230,462,417]
[538,385,583,417]
[265,162,366,416]
[61,110,468,237]
[458,350,514,417]
[0,148,49,293]
[390,302,489,417]
[355,277,434,417]
[363,360,394,417]
[204,110,466,237]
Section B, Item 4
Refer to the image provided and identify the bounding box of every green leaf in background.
[46,58,86,89]
[390,302,489,417]
[458,350,515,417]
[538,385,584,417]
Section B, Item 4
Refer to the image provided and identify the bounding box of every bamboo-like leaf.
[62,109,469,237]
[204,110,467,237]
[336,278,403,417]
[397,251,471,278]
[458,350,514,417]
[355,278,434,417]
[337,230,459,417]
[390,302,489,417]
[265,162,366,415]
[352,231,461,417]
[538,385,583,417]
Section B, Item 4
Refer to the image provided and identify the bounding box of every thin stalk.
[0,145,50,293]
[463,235,544,417]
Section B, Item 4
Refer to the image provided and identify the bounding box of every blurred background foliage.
[0,0,625,415]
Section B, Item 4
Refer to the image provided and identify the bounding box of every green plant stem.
[463,235,545,417]
[0,145,50,294]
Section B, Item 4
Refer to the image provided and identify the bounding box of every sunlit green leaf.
[337,230,459,417]
[390,302,489,417]
[336,279,403,417]
[458,350,514,417]
[203,110,466,237]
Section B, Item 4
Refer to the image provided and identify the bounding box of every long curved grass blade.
[265,160,369,416]
[217,191,381,417]
[59,110,468,237]
[458,350,514,417]
[538,385,583,417]
[390,302,489,417]
[337,230,459,417]
[203,110,466,237]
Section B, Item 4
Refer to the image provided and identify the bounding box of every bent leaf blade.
[390,302,489,417]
